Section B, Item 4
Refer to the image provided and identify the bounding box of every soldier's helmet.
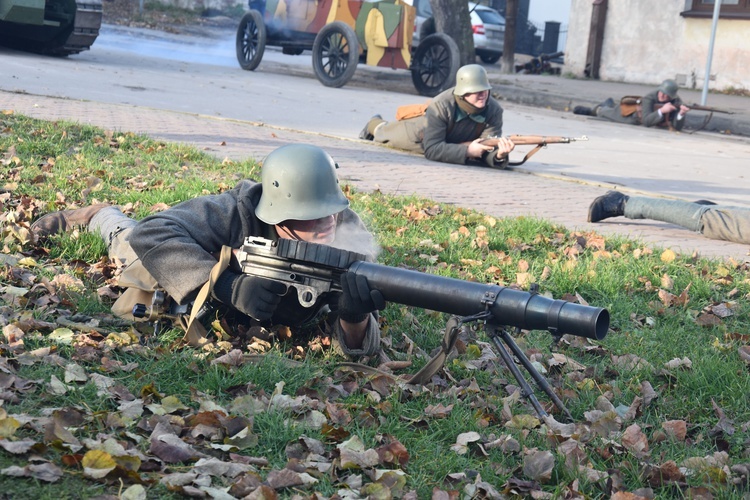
[454,64,492,96]
[659,79,679,99]
[256,144,349,225]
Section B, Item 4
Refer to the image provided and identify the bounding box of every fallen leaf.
[523,450,555,483]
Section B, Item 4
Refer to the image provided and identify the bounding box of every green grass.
[1,113,749,498]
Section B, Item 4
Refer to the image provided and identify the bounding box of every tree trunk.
[430,0,474,66]
[501,0,517,74]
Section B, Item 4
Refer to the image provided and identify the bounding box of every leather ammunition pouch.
[620,96,641,117]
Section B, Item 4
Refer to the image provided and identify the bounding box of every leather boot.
[692,199,716,205]
[31,203,110,239]
[588,191,629,223]
[358,114,384,141]
[573,106,593,116]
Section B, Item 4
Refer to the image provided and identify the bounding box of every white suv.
[413,1,506,64]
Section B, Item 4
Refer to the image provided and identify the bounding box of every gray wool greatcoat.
[373,87,507,168]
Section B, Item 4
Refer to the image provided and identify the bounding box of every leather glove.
[212,270,287,321]
[337,272,385,323]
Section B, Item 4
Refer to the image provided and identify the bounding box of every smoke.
[98,25,237,68]
[331,220,382,263]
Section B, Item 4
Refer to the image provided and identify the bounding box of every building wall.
[565,0,749,92]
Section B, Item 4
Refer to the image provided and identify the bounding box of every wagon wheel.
[411,33,460,97]
[312,21,359,88]
[236,10,266,71]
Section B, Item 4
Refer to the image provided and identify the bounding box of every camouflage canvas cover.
[260,0,415,70]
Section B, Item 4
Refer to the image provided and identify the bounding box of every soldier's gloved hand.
[212,270,287,321]
[337,272,385,323]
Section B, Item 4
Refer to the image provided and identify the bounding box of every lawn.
[1,112,749,498]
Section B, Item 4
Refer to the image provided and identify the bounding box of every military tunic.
[373,87,507,168]
[93,181,382,357]
[596,89,686,130]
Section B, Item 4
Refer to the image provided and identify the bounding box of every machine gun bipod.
[446,298,576,422]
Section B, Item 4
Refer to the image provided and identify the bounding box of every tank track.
[49,0,103,56]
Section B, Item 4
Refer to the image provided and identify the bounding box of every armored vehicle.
[236,0,460,97]
[0,0,102,55]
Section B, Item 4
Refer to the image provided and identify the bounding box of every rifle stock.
[481,135,588,147]
[236,238,609,341]
[479,135,588,167]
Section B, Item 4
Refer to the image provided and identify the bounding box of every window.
[682,0,750,18]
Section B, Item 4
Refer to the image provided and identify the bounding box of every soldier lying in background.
[573,79,691,131]
[588,191,750,245]
[359,64,515,168]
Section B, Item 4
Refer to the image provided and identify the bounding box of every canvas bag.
[396,101,430,120]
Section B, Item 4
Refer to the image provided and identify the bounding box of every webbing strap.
[408,316,462,385]
[183,245,233,347]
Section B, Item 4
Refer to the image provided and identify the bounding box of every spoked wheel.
[312,21,359,88]
[411,33,460,97]
[236,10,266,71]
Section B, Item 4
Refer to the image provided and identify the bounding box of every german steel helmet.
[659,79,679,98]
[453,64,492,96]
[256,144,349,225]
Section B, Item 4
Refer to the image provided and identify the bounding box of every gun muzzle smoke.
[348,261,608,340]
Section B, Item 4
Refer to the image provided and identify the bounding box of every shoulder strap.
[182,245,233,347]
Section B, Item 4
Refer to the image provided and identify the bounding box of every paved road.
[1,24,749,262]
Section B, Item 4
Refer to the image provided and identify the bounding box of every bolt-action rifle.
[480,135,589,166]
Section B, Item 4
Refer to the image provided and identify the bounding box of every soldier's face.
[276,214,337,244]
[464,90,489,108]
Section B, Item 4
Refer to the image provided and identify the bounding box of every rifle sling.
[182,245,233,347]
[508,144,544,167]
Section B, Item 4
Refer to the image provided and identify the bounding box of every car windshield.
[475,8,505,26]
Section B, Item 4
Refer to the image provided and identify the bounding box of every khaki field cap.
[659,79,679,99]
[453,64,492,96]
[256,144,350,225]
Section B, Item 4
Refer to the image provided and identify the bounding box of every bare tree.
[500,0,517,74]
[429,0,475,66]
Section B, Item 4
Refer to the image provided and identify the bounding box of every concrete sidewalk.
[487,70,750,137]
[4,90,749,264]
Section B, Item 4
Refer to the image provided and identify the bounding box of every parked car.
[413,1,505,64]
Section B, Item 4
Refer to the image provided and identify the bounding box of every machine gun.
[515,51,564,75]
[480,135,588,166]
[234,237,609,420]
[134,237,608,419]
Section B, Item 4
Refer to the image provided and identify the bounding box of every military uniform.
[90,180,382,357]
[623,197,750,245]
[589,192,750,245]
[371,87,507,168]
[596,89,686,130]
